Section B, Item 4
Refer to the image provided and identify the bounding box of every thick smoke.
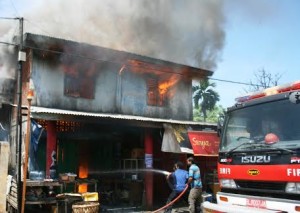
[1,0,226,78]
[0,24,18,79]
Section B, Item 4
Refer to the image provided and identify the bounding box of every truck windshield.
[220,98,300,152]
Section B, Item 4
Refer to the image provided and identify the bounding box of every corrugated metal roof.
[24,33,213,77]
[31,106,217,126]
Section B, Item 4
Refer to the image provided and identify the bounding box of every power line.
[0,16,268,89]
[9,0,20,17]
[23,19,78,42]
[23,44,116,63]
[209,77,262,87]
[0,41,17,46]
[0,17,19,20]
[0,17,265,88]
[24,19,54,38]
[0,40,261,87]
[28,44,262,87]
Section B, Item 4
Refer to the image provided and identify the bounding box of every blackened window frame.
[64,73,95,99]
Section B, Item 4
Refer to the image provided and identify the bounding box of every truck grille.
[236,180,286,191]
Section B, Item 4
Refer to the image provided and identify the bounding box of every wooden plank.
[10,187,17,194]
[7,178,18,210]
[7,179,62,209]
[6,195,18,209]
[7,193,18,201]
[10,190,17,198]
[25,180,62,187]
[25,200,56,205]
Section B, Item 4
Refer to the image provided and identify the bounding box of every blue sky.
[1,0,300,108]
[213,0,300,107]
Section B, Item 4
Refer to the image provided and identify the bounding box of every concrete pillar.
[0,141,9,212]
[144,129,153,210]
[46,121,57,178]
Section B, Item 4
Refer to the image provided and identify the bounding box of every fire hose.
[152,184,189,213]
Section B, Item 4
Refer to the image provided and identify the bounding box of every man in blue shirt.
[187,157,202,213]
[164,161,188,213]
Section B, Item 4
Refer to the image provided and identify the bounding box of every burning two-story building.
[3,33,219,211]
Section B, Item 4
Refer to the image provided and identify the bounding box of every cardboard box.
[82,192,99,201]
[59,173,77,182]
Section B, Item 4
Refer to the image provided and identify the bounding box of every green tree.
[193,105,225,123]
[192,78,220,121]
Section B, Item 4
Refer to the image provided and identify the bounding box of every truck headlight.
[220,179,237,189]
[286,182,300,194]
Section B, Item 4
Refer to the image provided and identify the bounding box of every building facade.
[4,33,218,211]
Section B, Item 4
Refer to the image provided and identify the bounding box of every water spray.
[89,168,171,176]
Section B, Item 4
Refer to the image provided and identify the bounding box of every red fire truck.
[203,81,300,213]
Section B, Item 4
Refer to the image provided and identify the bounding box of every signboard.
[161,124,194,154]
[145,153,153,168]
[188,131,220,156]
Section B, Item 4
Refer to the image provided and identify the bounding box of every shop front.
[26,106,217,211]
[7,109,219,212]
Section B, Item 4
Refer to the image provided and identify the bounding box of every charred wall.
[30,55,193,120]
[26,34,198,121]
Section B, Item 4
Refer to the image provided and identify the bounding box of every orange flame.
[127,59,181,94]
[158,75,180,95]
[126,59,183,106]
[27,89,34,101]
[78,159,88,193]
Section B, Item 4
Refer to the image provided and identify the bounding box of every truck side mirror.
[289,91,300,104]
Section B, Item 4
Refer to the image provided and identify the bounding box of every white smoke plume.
[1,0,226,79]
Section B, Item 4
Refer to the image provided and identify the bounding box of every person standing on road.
[164,161,188,213]
[186,157,202,213]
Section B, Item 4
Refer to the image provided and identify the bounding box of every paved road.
[102,205,194,212]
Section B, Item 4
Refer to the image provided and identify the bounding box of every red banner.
[188,131,220,156]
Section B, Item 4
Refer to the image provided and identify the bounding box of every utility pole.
[16,17,26,213]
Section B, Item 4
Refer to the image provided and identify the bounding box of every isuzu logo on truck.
[241,155,271,163]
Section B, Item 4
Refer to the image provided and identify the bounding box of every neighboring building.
[3,33,218,211]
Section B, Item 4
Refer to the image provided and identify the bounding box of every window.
[147,77,166,106]
[64,73,95,99]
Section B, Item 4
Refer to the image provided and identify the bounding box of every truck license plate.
[246,198,267,208]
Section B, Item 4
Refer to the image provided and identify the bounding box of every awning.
[187,131,220,156]
[30,107,219,155]
[30,106,217,126]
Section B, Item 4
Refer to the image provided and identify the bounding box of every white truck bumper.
[202,201,280,213]
[202,192,300,213]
